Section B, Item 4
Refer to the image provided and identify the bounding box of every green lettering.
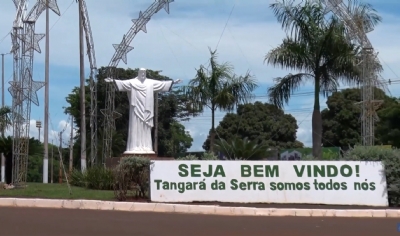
[230,179,238,190]
[307,165,312,177]
[191,164,201,177]
[370,182,376,191]
[178,182,185,193]
[203,165,213,177]
[213,165,226,177]
[239,182,247,190]
[254,165,263,177]
[162,181,169,190]
[327,165,338,177]
[199,181,206,190]
[340,165,352,177]
[313,165,325,177]
[178,164,188,177]
[304,182,310,190]
[270,182,277,190]
[154,179,162,189]
[241,165,251,177]
[258,182,265,190]
[293,165,305,177]
[284,182,296,190]
[265,165,279,177]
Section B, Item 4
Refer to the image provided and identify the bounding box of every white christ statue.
[104,68,181,155]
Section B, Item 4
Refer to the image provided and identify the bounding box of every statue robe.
[114,78,173,154]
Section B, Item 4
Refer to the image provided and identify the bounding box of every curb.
[0,198,398,218]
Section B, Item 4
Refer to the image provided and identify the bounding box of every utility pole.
[43,0,50,184]
[78,0,86,171]
[59,132,62,184]
[1,53,7,183]
[1,53,5,119]
[69,116,74,174]
[51,139,53,183]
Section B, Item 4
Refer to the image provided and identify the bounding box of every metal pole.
[43,0,50,184]
[153,93,158,155]
[59,132,62,184]
[1,153,4,183]
[1,53,5,138]
[38,128,41,142]
[79,0,86,171]
[1,54,5,181]
[51,139,53,183]
[1,53,4,107]
[69,116,73,174]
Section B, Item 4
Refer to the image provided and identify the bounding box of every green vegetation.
[265,0,382,158]
[0,183,114,200]
[180,49,258,153]
[203,102,303,151]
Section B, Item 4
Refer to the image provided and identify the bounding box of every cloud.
[5,119,76,148]
[0,1,399,153]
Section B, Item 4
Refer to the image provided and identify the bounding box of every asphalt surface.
[0,207,399,236]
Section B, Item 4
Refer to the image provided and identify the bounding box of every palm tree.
[181,48,258,152]
[0,106,12,138]
[264,0,382,158]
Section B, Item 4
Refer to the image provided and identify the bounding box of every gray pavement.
[0,207,398,236]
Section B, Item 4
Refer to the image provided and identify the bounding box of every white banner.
[150,161,388,206]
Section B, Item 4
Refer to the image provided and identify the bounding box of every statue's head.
[138,68,147,81]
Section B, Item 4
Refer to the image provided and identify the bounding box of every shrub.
[113,156,151,201]
[342,146,400,206]
[201,152,218,160]
[177,154,199,160]
[69,166,114,190]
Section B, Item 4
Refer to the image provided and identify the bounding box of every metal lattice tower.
[79,0,98,166]
[101,0,174,163]
[9,0,60,185]
[322,0,384,146]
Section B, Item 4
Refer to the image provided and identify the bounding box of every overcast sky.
[0,0,399,151]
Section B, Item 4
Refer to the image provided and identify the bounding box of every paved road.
[0,207,398,236]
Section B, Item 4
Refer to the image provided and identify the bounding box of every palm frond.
[270,0,325,44]
[265,37,313,72]
[267,73,313,109]
[345,0,382,34]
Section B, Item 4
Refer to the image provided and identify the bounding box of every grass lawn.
[0,183,115,201]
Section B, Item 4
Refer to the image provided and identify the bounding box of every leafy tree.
[181,49,257,152]
[64,67,195,162]
[0,136,56,183]
[264,0,381,158]
[159,122,193,157]
[321,88,395,147]
[376,100,400,148]
[203,102,303,151]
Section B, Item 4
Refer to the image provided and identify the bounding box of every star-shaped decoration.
[17,27,45,54]
[113,35,134,64]
[100,109,122,129]
[10,32,20,54]
[8,81,24,106]
[11,111,25,124]
[132,11,150,33]
[8,68,45,106]
[159,0,174,14]
[37,0,61,16]
[354,99,383,122]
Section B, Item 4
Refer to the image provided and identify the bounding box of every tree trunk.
[209,106,215,153]
[312,78,322,159]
